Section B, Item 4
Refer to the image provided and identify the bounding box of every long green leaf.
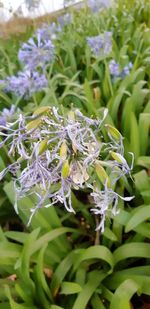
[110,279,140,309]
[73,246,114,274]
[113,242,150,265]
[72,271,107,309]
[125,205,150,232]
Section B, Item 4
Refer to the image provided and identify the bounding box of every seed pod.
[33,106,51,116]
[68,111,75,122]
[61,160,70,179]
[93,87,101,101]
[95,162,110,187]
[110,151,126,165]
[105,124,121,141]
[26,119,41,131]
[38,139,48,155]
[60,140,68,160]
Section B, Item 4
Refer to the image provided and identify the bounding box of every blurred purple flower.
[109,60,133,79]
[109,60,120,77]
[120,62,133,78]
[58,13,72,27]
[36,22,61,40]
[0,105,16,128]
[88,0,111,13]
[2,70,48,99]
[87,32,112,57]
[18,33,55,70]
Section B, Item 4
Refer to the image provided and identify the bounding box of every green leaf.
[0,303,10,309]
[51,250,78,296]
[83,79,96,114]
[136,156,150,168]
[73,246,114,274]
[110,279,140,309]
[139,113,150,155]
[134,170,150,192]
[72,271,107,309]
[4,286,37,309]
[91,294,105,309]
[60,282,82,295]
[31,227,78,254]
[113,243,150,266]
[103,227,118,242]
[104,266,150,295]
[130,112,140,160]
[125,205,150,232]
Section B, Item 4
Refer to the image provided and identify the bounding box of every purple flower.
[87,32,112,57]
[18,33,55,70]
[0,105,17,128]
[109,60,120,77]
[3,70,48,99]
[109,60,133,79]
[36,22,61,40]
[0,107,134,229]
[120,62,133,78]
[57,13,72,27]
[88,0,111,13]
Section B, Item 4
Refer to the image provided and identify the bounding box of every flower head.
[58,13,72,27]
[109,60,133,79]
[88,0,111,13]
[18,33,55,70]
[109,60,120,77]
[2,70,48,99]
[87,32,112,57]
[0,107,133,230]
[36,22,61,40]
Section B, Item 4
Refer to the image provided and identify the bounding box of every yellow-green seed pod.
[110,151,126,164]
[93,87,101,101]
[61,160,70,179]
[38,139,48,155]
[95,162,110,187]
[68,111,75,122]
[33,106,51,116]
[105,124,121,141]
[26,119,41,131]
[60,140,67,160]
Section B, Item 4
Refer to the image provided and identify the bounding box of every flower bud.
[95,162,110,187]
[33,106,51,116]
[26,119,41,131]
[38,139,48,155]
[60,140,68,160]
[105,124,121,141]
[61,160,70,179]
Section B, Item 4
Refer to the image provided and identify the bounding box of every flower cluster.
[0,107,134,231]
[57,13,72,27]
[87,32,112,57]
[87,0,111,13]
[109,60,133,79]
[0,29,56,99]
[18,34,55,70]
[0,71,48,99]
[0,105,18,127]
[36,22,61,41]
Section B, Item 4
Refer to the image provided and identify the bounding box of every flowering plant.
[0,106,133,231]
